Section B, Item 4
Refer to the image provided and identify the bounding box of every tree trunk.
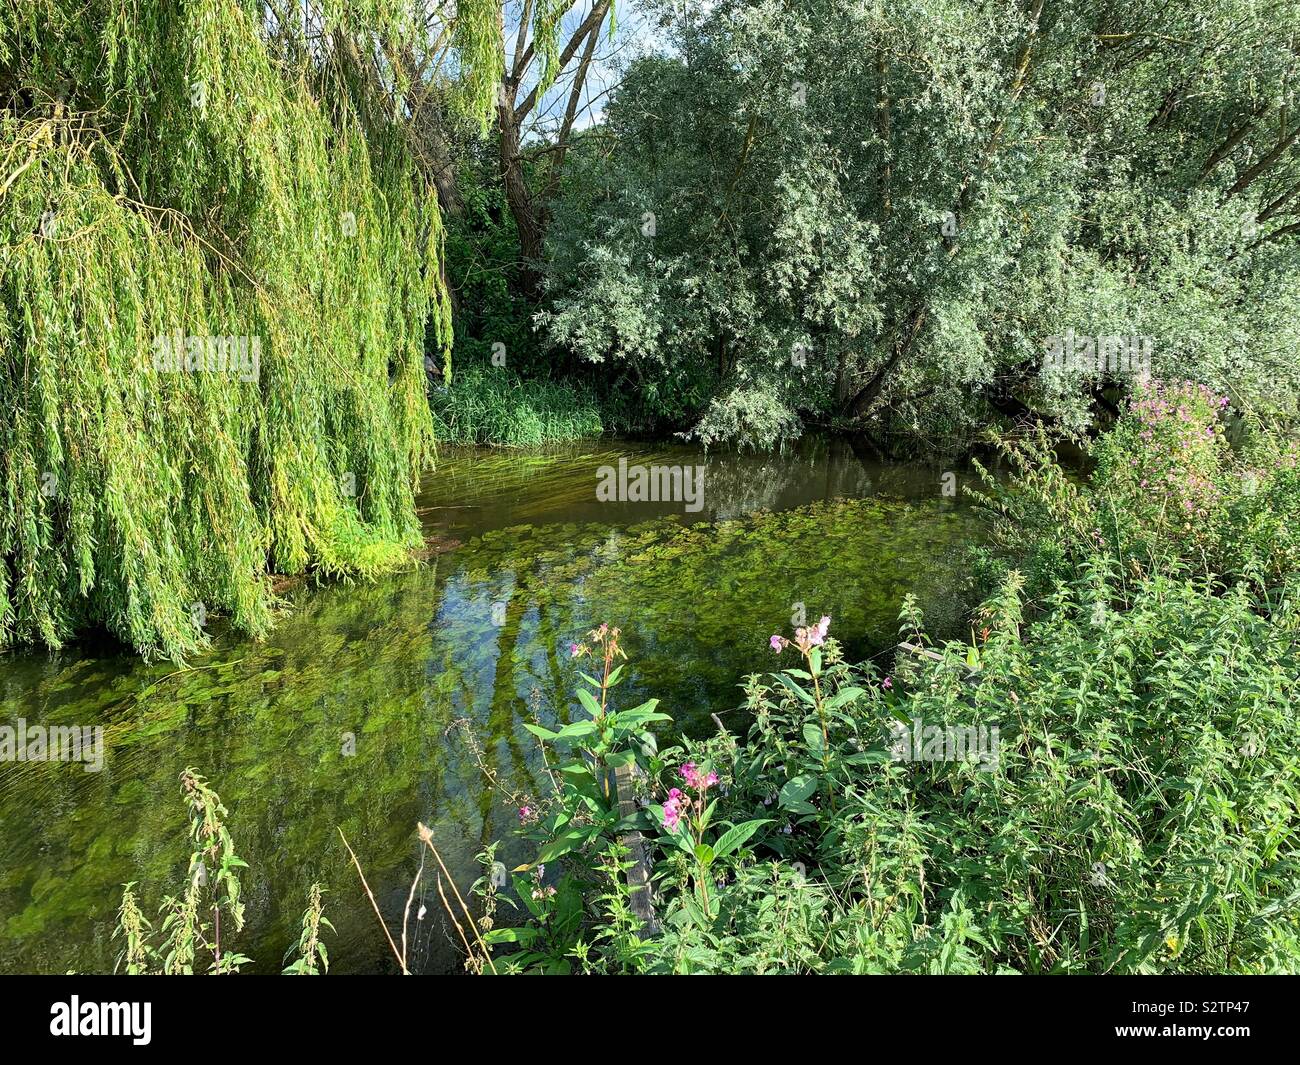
[498,91,546,299]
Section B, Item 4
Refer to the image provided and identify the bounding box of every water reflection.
[0,438,983,973]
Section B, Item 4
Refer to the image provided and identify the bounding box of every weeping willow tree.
[0,0,514,659]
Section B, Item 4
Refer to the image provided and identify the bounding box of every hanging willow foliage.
[453,0,506,129]
[0,0,491,659]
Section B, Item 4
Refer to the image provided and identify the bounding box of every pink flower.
[806,617,830,647]
[518,806,531,822]
[568,643,580,657]
[662,794,683,830]
[882,676,892,690]
[769,634,785,652]
[680,763,717,792]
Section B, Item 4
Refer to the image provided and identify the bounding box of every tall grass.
[431,367,603,447]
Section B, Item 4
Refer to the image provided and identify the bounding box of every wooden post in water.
[613,761,658,937]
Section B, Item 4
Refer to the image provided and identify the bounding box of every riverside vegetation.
[4,1,1300,977]
[454,387,1300,974]
[112,386,1300,974]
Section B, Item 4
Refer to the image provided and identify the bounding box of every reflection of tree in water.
[420,436,968,533]
[446,493,982,743]
[0,565,540,975]
[0,478,984,975]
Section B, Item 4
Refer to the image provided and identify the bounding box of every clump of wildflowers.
[1089,380,1236,565]
[681,762,718,791]
[769,615,831,654]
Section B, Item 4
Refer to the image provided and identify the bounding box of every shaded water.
[0,437,984,974]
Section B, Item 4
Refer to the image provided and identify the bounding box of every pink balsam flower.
[662,789,685,830]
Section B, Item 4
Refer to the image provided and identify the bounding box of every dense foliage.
[536,0,1300,446]
[973,380,1300,597]
[0,1,493,658]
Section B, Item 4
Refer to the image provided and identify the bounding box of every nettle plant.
[974,379,1300,598]
[113,769,329,975]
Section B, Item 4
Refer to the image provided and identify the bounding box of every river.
[0,437,984,973]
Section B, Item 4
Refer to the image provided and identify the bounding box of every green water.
[0,437,983,974]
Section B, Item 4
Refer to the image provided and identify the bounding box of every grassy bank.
[430,366,604,447]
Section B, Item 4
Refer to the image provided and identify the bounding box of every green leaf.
[779,774,818,810]
[775,672,815,704]
[886,703,915,726]
[554,719,598,740]
[535,828,594,865]
[713,819,771,860]
[524,723,559,741]
[826,686,865,709]
[576,688,603,718]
